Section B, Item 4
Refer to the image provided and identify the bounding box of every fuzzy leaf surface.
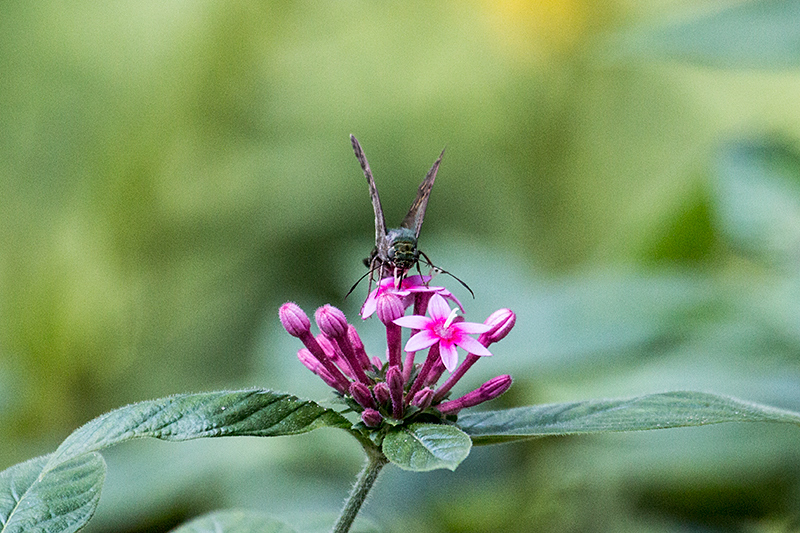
[0,452,105,533]
[458,391,800,445]
[382,423,471,472]
[45,390,350,470]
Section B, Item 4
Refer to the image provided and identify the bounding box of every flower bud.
[361,408,383,427]
[478,374,513,401]
[297,348,321,373]
[280,303,352,394]
[438,375,512,415]
[480,309,516,345]
[298,349,339,389]
[349,382,376,410]
[373,382,391,406]
[315,304,348,338]
[376,292,404,325]
[411,388,434,410]
[279,302,311,337]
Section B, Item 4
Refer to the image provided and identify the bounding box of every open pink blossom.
[360,275,463,319]
[394,293,491,371]
[281,297,515,426]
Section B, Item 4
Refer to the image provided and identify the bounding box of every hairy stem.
[331,444,388,533]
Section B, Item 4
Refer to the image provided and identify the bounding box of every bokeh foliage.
[2,0,800,531]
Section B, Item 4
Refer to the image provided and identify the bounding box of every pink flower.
[280,295,514,428]
[360,275,463,319]
[394,294,492,372]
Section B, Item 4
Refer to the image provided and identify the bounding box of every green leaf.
[47,389,350,471]
[0,390,350,533]
[458,391,800,445]
[611,0,800,69]
[382,423,471,472]
[713,139,800,265]
[170,509,297,533]
[0,452,105,533]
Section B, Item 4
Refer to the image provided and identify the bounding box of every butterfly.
[347,134,473,297]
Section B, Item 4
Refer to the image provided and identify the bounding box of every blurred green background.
[3,0,800,531]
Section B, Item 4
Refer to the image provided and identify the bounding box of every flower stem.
[331,444,388,533]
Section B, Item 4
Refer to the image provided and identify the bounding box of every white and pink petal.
[454,335,493,357]
[404,330,440,353]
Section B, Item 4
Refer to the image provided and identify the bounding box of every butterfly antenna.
[418,251,475,298]
[438,268,474,298]
[345,269,372,299]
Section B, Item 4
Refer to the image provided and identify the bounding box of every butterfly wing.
[351,135,387,245]
[401,147,445,238]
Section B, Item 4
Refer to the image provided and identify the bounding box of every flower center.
[432,308,460,341]
[433,322,454,341]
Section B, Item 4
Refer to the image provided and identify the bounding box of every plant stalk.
[331,445,388,533]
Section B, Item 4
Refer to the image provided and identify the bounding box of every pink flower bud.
[376,292,404,325]
[373,382,390,406]
[280,304,350,393]
[298,349,340,389]
[315,304,348,338]
[411,388,434,410]
[478,374,513,401]
[480,309,516,345]
[361,408,383,427]
[349,382,376,410]
[297,348,321,373]
[438,375,512,415]
[279,302,311,337]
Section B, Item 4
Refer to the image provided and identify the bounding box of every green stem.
[331,444,388,533]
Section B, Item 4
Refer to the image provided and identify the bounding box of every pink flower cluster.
[279,276,515,427]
